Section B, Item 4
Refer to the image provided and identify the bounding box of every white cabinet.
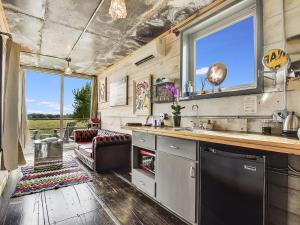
[156,136,197,223]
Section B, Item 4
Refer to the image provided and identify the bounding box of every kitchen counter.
[122,126,300,155]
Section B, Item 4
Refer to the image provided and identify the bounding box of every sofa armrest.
[92,134,132,172]
[74,129,98,142]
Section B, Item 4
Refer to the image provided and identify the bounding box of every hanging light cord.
[66,0,105,59]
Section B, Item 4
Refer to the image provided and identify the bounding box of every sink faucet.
[191,104,202,129]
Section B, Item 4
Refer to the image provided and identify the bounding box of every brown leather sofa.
[74,129,131,172]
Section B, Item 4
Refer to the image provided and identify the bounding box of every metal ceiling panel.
[20,53,40,67]
[38,55,66,72]
[5,9,43,52]
[46,0,102,30]
[87,0,155,39]
[3,0,216,75]
[70,32,116,70]
[2,0,46,19]
[41,21,81,58]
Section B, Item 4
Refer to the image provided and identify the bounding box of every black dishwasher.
[200,147,266,225]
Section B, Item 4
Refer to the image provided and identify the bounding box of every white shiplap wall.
[97,0,300,133]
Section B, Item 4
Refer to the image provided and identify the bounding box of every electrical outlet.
[272,110,288,123]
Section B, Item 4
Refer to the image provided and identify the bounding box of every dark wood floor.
[0,153,188,225]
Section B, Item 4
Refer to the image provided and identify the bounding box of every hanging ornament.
[109,0,127,20]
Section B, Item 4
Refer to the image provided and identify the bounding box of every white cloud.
[196,67,209,76]
[39,101,60,110]
[27,110,43,114]
[27,100,74,114]
[26,98,36,103]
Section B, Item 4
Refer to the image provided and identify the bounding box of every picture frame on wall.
[99,77,107,103]
[134,75,152,116]
[109,76,128,107]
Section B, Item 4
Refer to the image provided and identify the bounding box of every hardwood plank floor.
[0,152,188,225]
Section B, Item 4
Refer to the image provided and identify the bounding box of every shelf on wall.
[151,81,175,103]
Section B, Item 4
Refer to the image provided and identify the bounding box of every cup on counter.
[298,128,300,140]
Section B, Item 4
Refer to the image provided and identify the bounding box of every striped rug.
[12,159,91,197]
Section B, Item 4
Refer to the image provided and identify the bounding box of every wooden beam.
[0,0,9,33]
[21,65,95,80]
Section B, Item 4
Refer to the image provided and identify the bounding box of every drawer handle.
[139,138,146,142]
[170,145,179,149]
[190,163,196,178]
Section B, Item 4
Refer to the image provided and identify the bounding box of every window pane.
[195,16,255,92]
[26,71,61,139]
[63,77,91,144]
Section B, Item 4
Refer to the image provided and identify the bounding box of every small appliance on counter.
[159,113,168,127]
[282,111,299,137]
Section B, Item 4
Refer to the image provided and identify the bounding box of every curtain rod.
[0,31,12,39]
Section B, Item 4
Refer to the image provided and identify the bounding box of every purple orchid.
[164,84,178,98]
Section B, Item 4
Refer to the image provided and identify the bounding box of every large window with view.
[181,0,263,99]
[26,71,91,147]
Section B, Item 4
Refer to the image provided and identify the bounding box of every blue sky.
[195,16,255,91]
[25,71,91,115]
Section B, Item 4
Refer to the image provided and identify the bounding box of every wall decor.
[134,76,152,116]
[152,81,175,103]
[262,49,290,71]
[99,77,107,103]
[109,76,128,106]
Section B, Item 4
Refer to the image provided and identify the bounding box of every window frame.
[180,0,263,100]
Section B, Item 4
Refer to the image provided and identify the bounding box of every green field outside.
[28,119,88,139]
[28,119,87,130]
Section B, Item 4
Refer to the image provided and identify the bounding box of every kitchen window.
[181,0,263,98]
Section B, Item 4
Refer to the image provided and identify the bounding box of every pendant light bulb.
[109,0,127,20]
[65,58,72,75]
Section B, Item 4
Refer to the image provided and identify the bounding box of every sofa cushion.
[78,143,93,158]
[75,141,91,150]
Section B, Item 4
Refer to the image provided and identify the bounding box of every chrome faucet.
[191,104,202,129]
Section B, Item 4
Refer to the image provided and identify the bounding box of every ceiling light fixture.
[109,0,127,20]
[64,57,72,75]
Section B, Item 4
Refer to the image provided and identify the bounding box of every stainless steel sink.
[184,127,203,132]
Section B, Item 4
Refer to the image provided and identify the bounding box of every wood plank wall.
[97,1,300,224]
[97,0,300,133]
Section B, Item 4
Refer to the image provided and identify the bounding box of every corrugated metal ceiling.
[3,0,214,75]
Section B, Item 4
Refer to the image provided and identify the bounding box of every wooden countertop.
[122,126,300,156]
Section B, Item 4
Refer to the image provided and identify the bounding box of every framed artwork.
[99,77,107,103]
[109,76,128,106]
[134,75,152,116]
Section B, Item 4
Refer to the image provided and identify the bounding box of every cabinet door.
[156,150,196,223]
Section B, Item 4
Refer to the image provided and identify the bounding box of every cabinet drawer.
[132,169,155,197]
[157,136,196,160]
[132,131,155,150]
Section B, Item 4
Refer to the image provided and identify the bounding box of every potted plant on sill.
[164,84,185,127]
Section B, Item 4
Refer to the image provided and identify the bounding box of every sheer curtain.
[18,71,31,155]
[2,39,25,170]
